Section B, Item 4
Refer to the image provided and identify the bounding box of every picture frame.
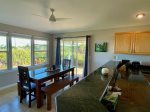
[95,42,107,52]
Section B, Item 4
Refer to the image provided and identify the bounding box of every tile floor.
[0,85,63,112]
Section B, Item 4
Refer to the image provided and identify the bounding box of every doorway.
[61,38,86,77]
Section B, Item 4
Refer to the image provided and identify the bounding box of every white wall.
[0,23,53,88]
[53,25,150,73]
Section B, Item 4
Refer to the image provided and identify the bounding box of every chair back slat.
[18,66,31,89]
[62,59,71,69]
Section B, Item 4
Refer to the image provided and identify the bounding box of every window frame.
[11,36,32,68]
[33,38,48,65]
[0,32,8,70]
[0,32,49,72]
[60,38,86,76]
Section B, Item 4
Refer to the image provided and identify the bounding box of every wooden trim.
[135,31,150,33]
[133,52,150,55]
[115,32,133,35]
[114,52,130,54]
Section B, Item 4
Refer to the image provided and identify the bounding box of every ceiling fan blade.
[32,14,47,19]
[56,18,72,21]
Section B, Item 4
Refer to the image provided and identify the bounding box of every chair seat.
[23,82,36,90]
[23,82,46,90]
[60,73,69,79]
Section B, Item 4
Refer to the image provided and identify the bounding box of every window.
[0,35,7,70]
[12,37,31,68]
[34,40,48,65]
[0,31,49,71]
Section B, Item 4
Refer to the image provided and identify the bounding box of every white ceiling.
[0,0,149,33]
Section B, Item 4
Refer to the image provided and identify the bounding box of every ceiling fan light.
[136,13,145,19]
[49,14,56,22]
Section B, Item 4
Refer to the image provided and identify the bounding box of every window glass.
[0,36,7,51]
[34,40,47,65]
[0,36,7,70]
[61,39,86,77]
[12,37,31,68]
[63,41,72,59]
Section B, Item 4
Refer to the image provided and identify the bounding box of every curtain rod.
[55,35,91,39]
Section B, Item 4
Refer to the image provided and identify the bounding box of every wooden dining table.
[29,66,75,108]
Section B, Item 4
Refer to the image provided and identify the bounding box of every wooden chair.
[18,66,45,107]
[61,59,71,79]
[18,66,36,107]
[62,59,71,69]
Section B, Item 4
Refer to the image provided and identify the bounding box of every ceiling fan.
[32,8,71,22]
[49,8,56,22]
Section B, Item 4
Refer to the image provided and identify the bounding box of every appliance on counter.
[116,60,130,70]
[117,60,150,74]
[131,61,140,70]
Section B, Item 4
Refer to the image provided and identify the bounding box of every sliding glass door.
[77,41,86,76]
[61,38,86,77]
[63,41,72,59]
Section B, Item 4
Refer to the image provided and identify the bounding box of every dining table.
[29,66,75,108]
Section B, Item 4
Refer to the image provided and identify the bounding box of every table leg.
[36,81,43,108]
[72,68,74,77]
[47,95,51,110]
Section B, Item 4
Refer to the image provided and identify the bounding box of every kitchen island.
[56,61,119,112]
[56,61,150,112]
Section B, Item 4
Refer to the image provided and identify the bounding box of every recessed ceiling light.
[136,13,145,19]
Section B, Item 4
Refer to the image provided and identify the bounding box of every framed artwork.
[95,42,107,52]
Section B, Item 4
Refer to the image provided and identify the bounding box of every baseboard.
[0,83,17,91]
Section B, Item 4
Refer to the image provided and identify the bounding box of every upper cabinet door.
[134,32,150,55]
[114,33,133,54]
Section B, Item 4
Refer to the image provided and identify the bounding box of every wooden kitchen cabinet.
[114,31,150,55]
[114,32,133,54]
[134,32,150,54]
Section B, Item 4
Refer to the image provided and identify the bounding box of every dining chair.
[18,66,36,107]
[62,59,71,69]
[18,66,45,107]
[61,59,71,79]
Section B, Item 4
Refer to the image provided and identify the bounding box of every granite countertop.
[115,68,150,112]
[56,61,119,112]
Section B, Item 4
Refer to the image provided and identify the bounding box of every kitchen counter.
[56,60,150,112]
[56,61,119,112]
[116,69,150,112]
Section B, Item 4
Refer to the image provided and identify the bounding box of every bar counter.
[56,61,119,112]
[56,60,150,112]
